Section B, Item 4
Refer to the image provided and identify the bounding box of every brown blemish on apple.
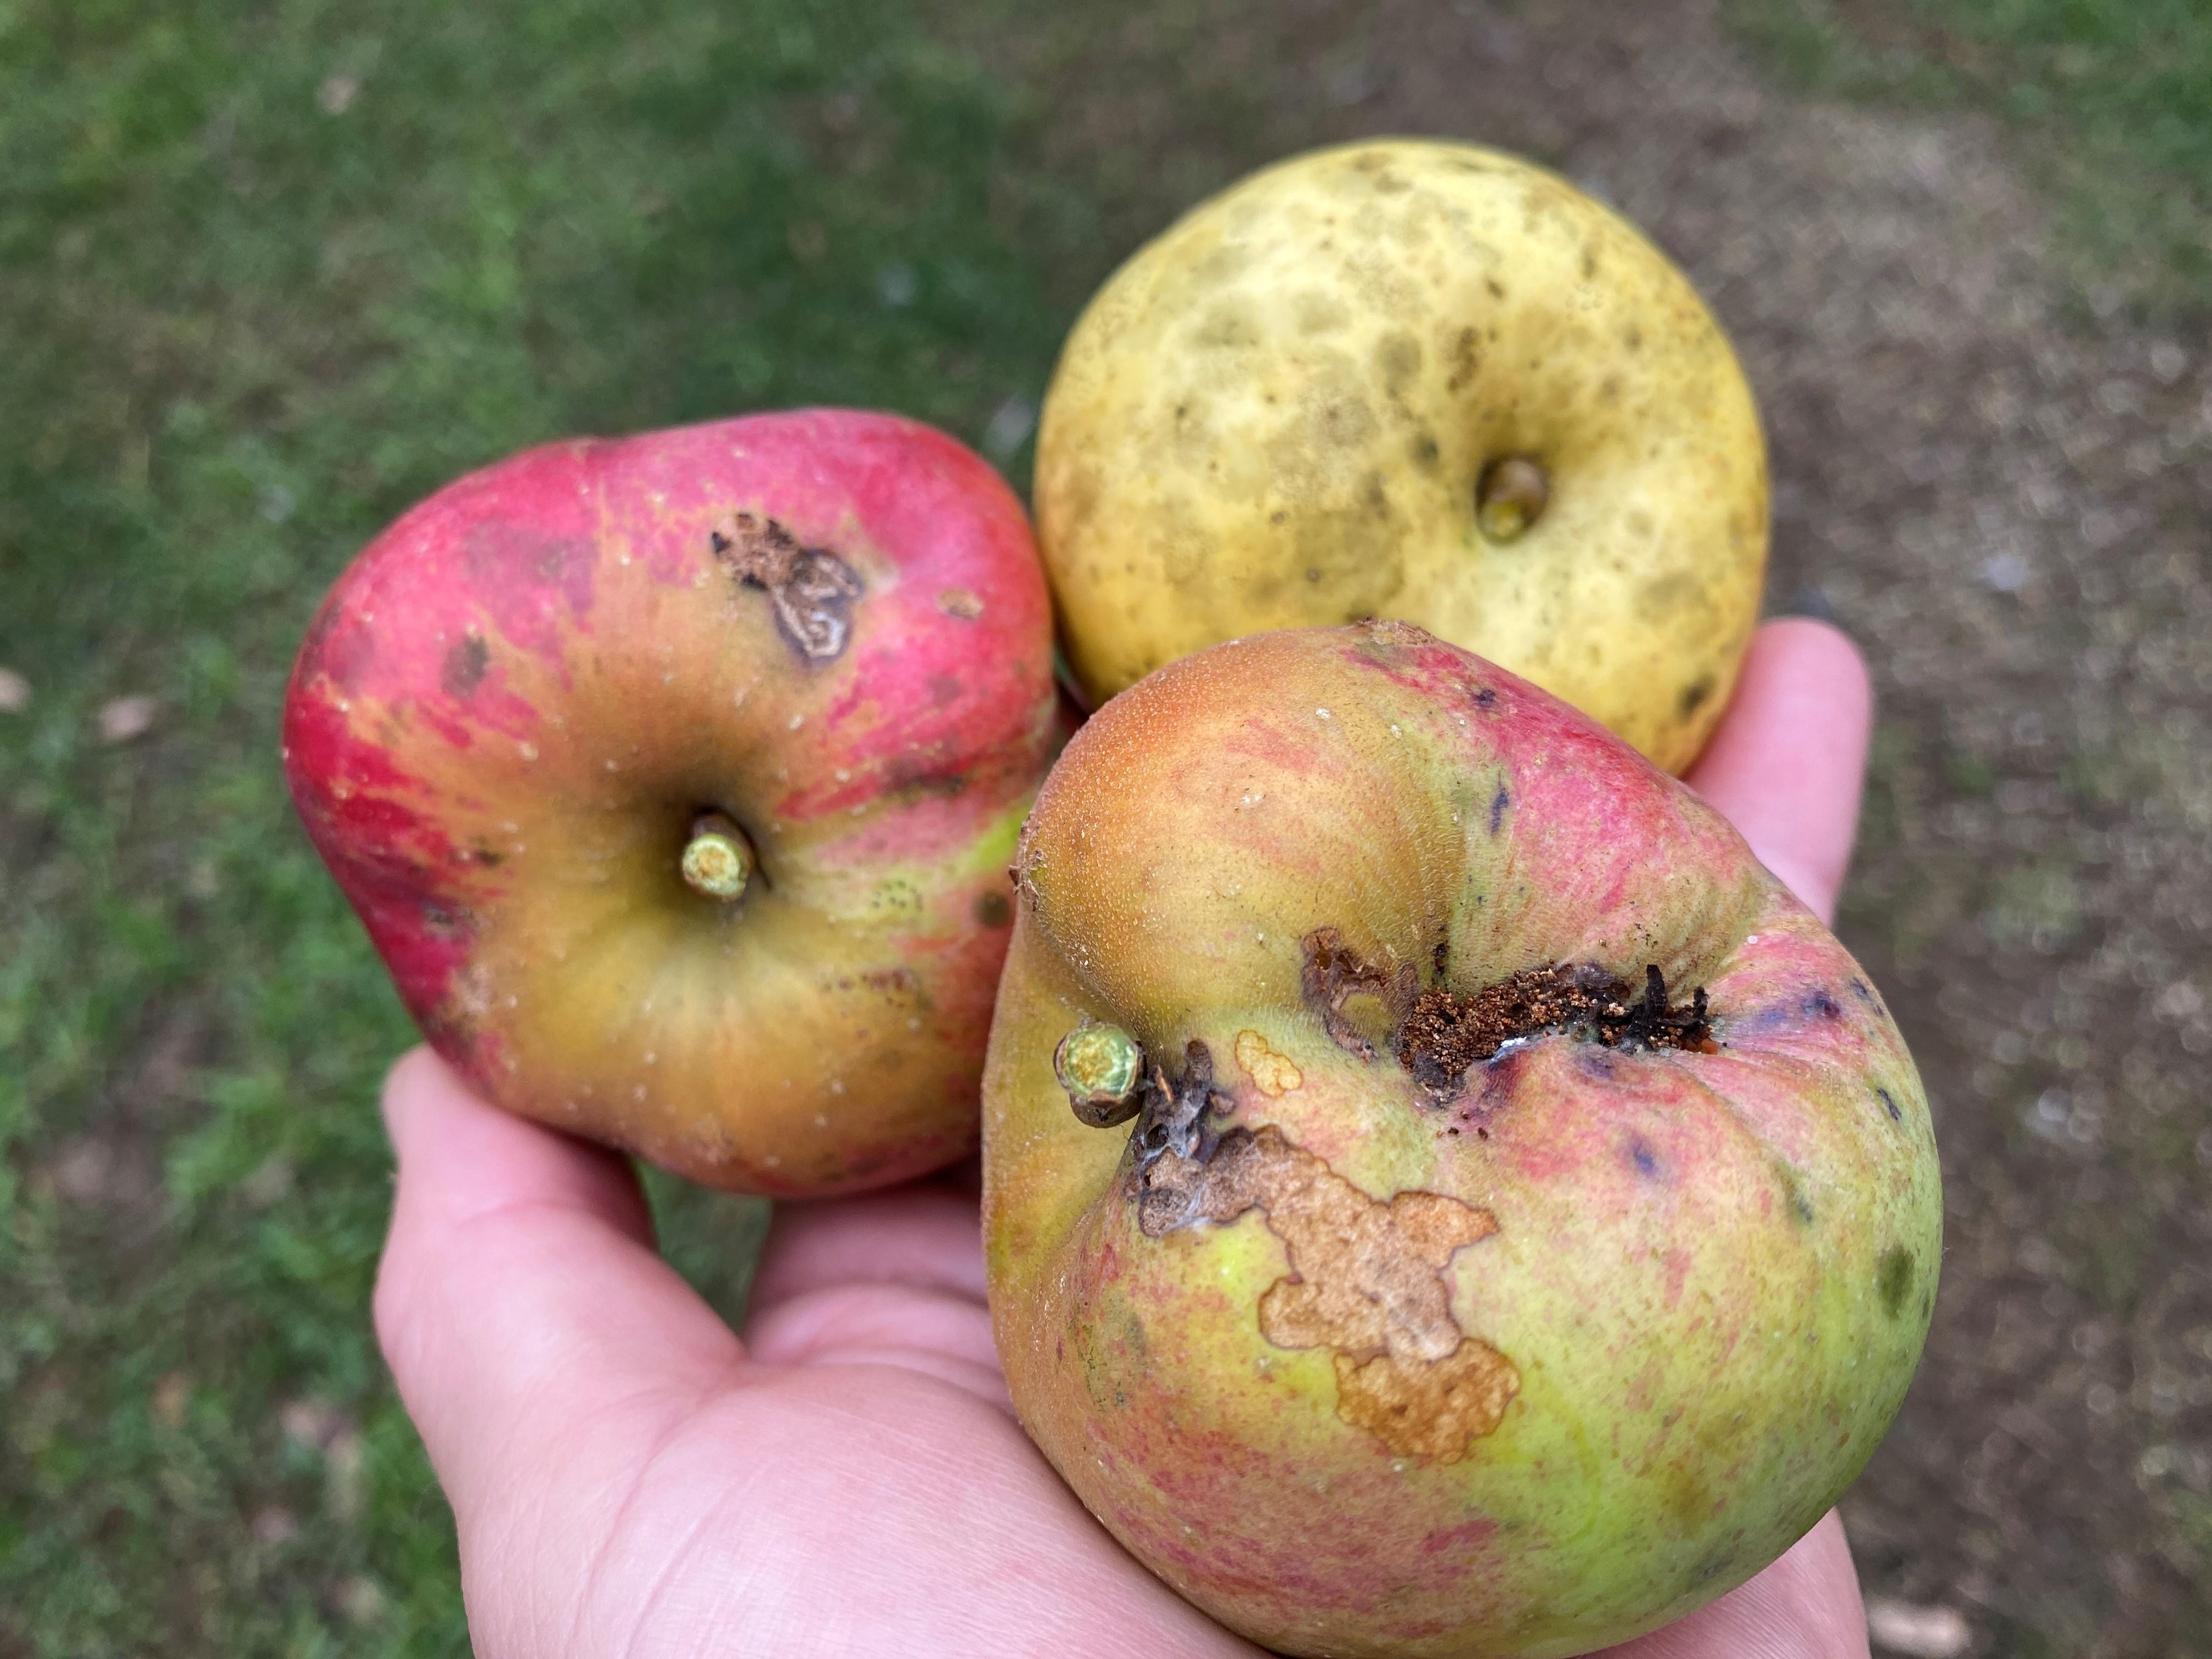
[1300,927,1419,1062]
[1397,963,1714,1095]
[936,587,985,620]
[1233,1030,1302,1097]
[1138,1124,1519,1461]
[709,511,864,663]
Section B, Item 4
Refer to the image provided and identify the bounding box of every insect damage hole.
[1396,961,1714,1093]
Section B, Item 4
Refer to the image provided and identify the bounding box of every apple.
[983,622,1939,1656]
[1033,140,1767,774]
[284,410,1058,1197]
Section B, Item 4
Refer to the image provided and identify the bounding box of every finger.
[1686,618,1873,926]
[1602,1511,1867,1658]
[372,1048,741,1522]
[746,1183,989,1317]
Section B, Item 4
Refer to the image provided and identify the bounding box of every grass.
[1728,0,2212,317]
[0,1,1098,1650]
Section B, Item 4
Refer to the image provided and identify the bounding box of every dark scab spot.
[973,890,1012,929]
[1629,1138,1661,1180]
[1877,1246,1915,1317]
[441,634,489,697]
[1375,332,1422,394]
[1487,785,1509,836]
[1805,990,1843,1022]
[461,845,503,868]
[1576,1047,1619,1082]
[533,539,580,583]
[1851,978,1875,1004]
[1677,676,1716,719]
[1472,686,1498,710]
[1877,1087,1903,1122]
[1484,276,1505,300]
[1410,432,1441,470]
[1690,1548,1738,1585]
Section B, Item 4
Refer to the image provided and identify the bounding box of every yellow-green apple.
[983,622,1939,1656]
[284,410,1058,1197]
[1033,139,1767,774]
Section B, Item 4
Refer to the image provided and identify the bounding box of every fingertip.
[1688,618,1875,925]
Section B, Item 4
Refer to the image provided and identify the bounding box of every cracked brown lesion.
[1138,1122,1519,1461]
[710,512,865,663]
[1301,927,1420,1061]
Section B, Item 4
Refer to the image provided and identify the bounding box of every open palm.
[374,619,1878,1658]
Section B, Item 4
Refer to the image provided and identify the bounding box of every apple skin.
[285,410,1058,1197]
[983,623,1939,1657]
[1034,140,1767,774]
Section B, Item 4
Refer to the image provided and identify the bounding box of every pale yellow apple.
[1034,139,1768,773]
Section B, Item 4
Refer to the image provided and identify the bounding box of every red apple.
[285,410,1058,1196]
[984,622,1940,1656]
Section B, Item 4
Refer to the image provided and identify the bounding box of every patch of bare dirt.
[979,4,2212,1651]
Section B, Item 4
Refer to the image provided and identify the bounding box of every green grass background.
[2,0,2204,1651]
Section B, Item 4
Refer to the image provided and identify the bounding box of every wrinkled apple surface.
[983,624,1939,1657]
[1034,140,1767,774]
[286,410,1057,1195]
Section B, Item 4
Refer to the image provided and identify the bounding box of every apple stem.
[1476,455,1549,542]
[1056,1020,1146,1127]
[681,811,755,901]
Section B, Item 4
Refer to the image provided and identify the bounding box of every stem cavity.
[1476,455,1549,543]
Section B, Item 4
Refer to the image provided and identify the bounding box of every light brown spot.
[1139,1126,1517,1460]
[936,588,984,620]
[1233,1030,1303,1097]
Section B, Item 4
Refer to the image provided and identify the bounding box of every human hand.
[372,617,1877,1658]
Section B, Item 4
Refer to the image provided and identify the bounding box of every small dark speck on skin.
[1804,990,1843,1022]
[1472,686,1498,710]
[1850,978,1876,1005]
[1629,1138,1660,1180]
[1877,1087,1903,1122]
[1488,785,1509,836]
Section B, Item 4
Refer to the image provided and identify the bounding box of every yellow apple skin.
[1034,140,1767,774]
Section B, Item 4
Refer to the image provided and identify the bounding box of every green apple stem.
[1056,1020,1146,1127]
[681,811,756,901]
[1475,455,1549,542]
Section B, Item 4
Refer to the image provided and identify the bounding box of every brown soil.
[978,3,2212,1650]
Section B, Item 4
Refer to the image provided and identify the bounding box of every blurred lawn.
[0,1,1111,1649]
[2,0,2206,1653]
[1733,0,2212,315]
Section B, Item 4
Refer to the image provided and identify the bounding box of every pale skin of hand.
[374,617,1877,1659]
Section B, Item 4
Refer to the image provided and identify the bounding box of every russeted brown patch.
[1139,1125,1518,1461]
